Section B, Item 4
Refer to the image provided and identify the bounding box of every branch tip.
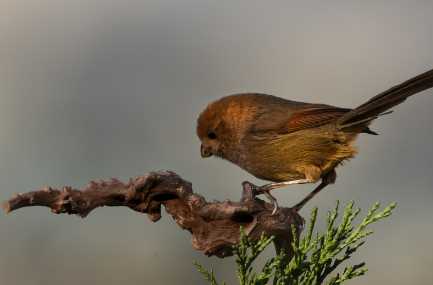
[2,201,10,214]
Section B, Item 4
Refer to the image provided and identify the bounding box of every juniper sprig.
[194,201,396,285]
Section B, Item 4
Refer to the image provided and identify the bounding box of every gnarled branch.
[2,170,304,258]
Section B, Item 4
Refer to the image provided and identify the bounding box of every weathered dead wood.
[2,170,304,258]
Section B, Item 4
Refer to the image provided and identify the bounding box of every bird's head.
[196,94,261,161]
[196,100,229,159]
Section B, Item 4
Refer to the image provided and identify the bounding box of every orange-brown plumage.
[196,69,433,208]
[197,93,358,182]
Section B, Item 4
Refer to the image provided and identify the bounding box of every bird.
[196,68,433,213]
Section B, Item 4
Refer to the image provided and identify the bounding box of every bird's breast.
[235,128,358,182]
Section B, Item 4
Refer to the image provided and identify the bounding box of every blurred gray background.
[1,1,433,284]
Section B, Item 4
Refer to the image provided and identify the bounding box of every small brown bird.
[197,69,433,212]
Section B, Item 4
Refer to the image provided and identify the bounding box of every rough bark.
[2,170,304,258]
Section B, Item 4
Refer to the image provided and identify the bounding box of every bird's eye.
[207,131,217,139]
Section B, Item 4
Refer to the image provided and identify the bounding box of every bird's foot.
[241,181,280,215]
[263,190,279,215]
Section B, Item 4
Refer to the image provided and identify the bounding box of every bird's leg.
[255,179,313,193]
[242,178,314,215]
[242,170,337,214]
[292,181,330,211]
[293,170,337,211]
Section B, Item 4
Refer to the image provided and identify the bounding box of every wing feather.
[284,107,350,133]
[250,105,351,136]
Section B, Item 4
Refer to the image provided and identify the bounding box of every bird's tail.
[337,68,433,130]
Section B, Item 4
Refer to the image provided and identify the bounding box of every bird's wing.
[250,105,351,136]
[284,107,351,133]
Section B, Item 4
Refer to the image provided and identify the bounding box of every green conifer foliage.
[195,201,396,285]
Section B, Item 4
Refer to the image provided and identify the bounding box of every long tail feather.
[338,68,433,129]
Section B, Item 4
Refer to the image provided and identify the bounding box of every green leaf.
[194,201,396,285]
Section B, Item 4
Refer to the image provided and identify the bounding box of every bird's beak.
[200,144,213,158]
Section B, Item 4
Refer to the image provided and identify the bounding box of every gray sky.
[1,1,433,284]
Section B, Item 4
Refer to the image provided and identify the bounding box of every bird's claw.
[263,190,279,215]
[243,182,279,215]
